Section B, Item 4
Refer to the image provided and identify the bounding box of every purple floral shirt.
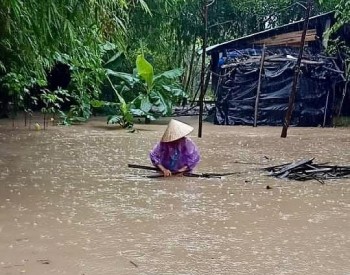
[150,137,200,172]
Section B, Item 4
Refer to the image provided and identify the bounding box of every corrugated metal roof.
[206,11,334,54]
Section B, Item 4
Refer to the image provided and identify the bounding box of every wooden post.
[331,59,348,119]
[24,111,27,127]
[322,89,330,127]
[281,0,312,138]
[254,44,266,127]
[198,1,209,138]
[337,80,349,117]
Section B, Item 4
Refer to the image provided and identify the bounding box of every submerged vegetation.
[0,0,348,126]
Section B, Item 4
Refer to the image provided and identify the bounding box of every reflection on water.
[0,117,349,274]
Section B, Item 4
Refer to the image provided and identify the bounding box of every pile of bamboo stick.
[264,159,350,183]
[254,29,317,47]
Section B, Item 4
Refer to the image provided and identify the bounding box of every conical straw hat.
[161,119,194,142]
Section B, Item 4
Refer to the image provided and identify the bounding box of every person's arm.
[177,165,188,172]
[183,138,200,171]
[150,143,172,177]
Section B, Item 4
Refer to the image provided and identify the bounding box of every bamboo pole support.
[281,0,313,138]
[198,1,209,138]
[254,45,266,127]
[322,89,330,127]
[337,81,349,118]
[333,59,349,118]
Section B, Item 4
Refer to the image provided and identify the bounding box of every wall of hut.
[213,47,341,126]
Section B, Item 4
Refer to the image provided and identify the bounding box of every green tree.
[0,0,341,123]
[0,0,148,120]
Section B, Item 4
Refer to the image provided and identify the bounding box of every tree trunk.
[185,36,197,96]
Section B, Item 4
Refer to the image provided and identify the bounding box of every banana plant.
[91,76,134,128]
[106,54,187,121]
[135,54,186,116]
[106,77,134,127]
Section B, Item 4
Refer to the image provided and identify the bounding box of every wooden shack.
[207,12,347,126]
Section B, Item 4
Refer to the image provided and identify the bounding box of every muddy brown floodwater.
[0,115,349,275]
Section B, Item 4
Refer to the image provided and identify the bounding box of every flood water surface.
[0,117,349,274]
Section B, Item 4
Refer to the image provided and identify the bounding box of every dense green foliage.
[0,0,346,125]
[0,0,133,121]
[92,54,186,127]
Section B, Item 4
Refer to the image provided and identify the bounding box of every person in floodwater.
[150,119,200,177]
